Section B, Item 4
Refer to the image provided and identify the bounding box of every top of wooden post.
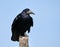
[19,34,29,47]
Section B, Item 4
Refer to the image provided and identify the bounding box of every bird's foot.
[24,34,28,37]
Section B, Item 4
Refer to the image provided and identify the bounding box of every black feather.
[11,8,33,41]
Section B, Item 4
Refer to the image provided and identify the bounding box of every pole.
[19,35,29,47]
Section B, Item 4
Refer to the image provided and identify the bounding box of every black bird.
[11,8,34,41]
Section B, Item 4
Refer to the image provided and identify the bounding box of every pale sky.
[0,0,60,47]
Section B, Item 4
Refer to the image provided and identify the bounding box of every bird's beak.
[27,10,35,15]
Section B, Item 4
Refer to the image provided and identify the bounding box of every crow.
[11,8,34,41]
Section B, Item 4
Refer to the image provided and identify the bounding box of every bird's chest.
[17,16,31,27]
[22,18,31,24]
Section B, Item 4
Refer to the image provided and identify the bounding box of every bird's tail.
[11,32,19,41]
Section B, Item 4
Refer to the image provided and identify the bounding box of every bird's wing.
[11,14,22,30]
[30,17,33,26]
[28,16,33,33]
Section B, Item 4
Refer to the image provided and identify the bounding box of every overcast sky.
[0,0,60,47]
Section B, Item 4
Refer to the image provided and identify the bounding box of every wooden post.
[19,35,29,47]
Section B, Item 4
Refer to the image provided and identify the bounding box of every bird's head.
[22,8,35,15]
